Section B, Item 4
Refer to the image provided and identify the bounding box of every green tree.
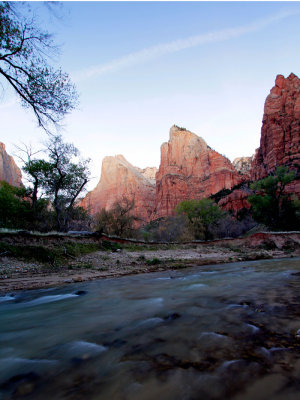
[176,198,225,240]
[248,166,300,230]
[0,181,31,228]
[0,2,78,130]
[21,134,90,231]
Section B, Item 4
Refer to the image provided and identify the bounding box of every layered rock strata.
[81,155,156,223]
[218,188,252,214]
[220,73,300,213]
[233,157,252,177]
[251,73,300,180]
[154,125,243,217]
[0,142,22,186]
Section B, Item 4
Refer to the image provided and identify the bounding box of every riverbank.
[1,231,299,293]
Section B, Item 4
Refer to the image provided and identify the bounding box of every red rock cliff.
[233,157,252,177]
[81,155,156,223]
[0,142,22,186]
[154,126,243,217]
[251,73,300,180]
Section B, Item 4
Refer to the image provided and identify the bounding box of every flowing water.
[1,258,300,399]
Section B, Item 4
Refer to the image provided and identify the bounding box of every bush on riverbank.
[0,238,101,265]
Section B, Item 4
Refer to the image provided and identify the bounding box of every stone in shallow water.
[164,313,181,321]
[75,290,87,296]
[1,371,40,397]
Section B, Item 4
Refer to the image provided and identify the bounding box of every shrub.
[248,166,300,230]
[94,197,137,238]
[176,198,225,240]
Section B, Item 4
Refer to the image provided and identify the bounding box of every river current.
[1,258,300,399]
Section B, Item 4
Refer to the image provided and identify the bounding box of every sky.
[1,1,300,190]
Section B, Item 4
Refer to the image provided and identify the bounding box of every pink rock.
[0,142,22,186]
[154,126,243,217]
[251,73,300,187]
[81,155,156,223]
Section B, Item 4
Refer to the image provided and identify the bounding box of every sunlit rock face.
[0,142,22,186]
[219,74,300,213]
[251,73,300,181]
[233,157,252,178]
[81,155,156,223]
[154,125,243,217]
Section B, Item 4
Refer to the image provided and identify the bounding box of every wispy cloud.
[75,9,298,81]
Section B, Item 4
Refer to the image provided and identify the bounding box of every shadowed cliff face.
[251,73,300,181]
[154,126,243,217]
[0,142,22,186]
[81,155,157,223]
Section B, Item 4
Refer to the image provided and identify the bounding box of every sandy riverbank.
[1,235,299,293]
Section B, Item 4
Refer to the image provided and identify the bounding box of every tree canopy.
[248,166,300,230]
[176,198,225,240]
[0,2,78,130]
[20,134,91,231]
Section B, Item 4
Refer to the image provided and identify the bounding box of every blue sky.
[1,1,300,190]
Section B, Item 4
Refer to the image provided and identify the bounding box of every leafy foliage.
[0,2,78,130]
[176,198,225,240]
[0,181,55,231]
[248,166,300,230]
[21,134,91,231]
[0,181,31,228]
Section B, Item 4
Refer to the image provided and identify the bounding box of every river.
[1,258,300,399]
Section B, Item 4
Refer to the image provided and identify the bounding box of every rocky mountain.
[81,155,156,223]
[0,142,22,186]
[82,73,300,224]
[233,157,252,177]
[154,125,243,217]
[218,73,300,214]
[251,73,300,180]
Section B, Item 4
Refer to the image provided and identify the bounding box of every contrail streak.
[75,10,298,81]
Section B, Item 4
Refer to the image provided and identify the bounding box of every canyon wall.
[251,73,300,180]
[82,73,300,223]
[81,155,156,223]
[0,142,22,187]
[218,73,300,214]
[154,125,243,217]
[233,157,252,177]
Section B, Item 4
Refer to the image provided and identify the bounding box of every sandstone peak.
[103,154,127,164]
[169,125,198,140]
[233,156,253,176]
[81,154,156,223]
[140,167,158,182]
[155,127,242,217]
[252,73,300,181]
[0,142,22,187]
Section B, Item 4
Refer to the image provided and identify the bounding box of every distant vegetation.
[248,166,300,230]
[1,134,91,232]
[94,197,137,238]
[139,198,256,242]
[1,161,299,240]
